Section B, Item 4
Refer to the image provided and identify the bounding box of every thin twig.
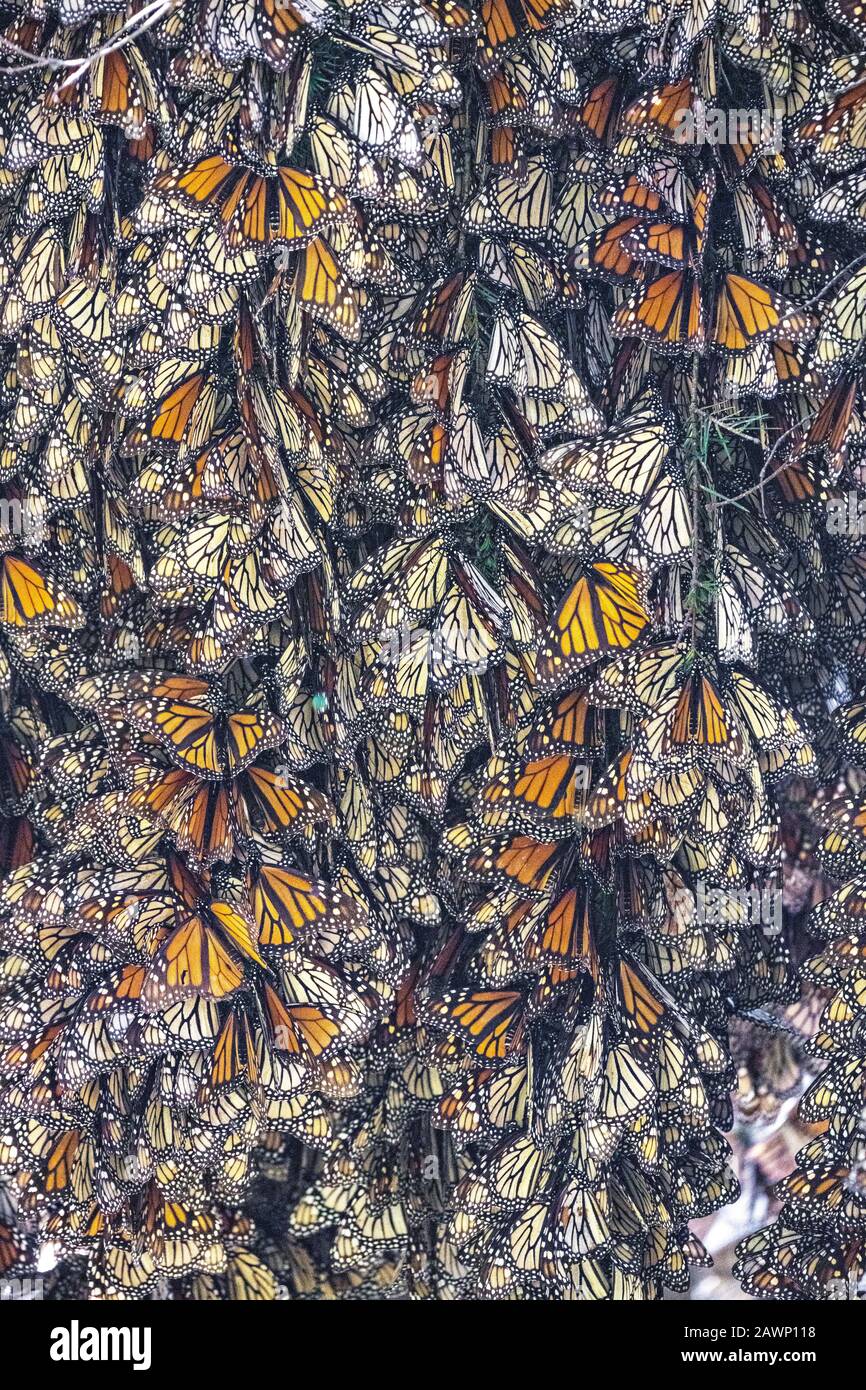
[0,0,175,81]
[716,405,823,513]
[796,251,866,314]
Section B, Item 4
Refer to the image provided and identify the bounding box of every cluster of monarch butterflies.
[0,0,865,1304]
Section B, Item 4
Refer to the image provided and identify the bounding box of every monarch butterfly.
[438,1063,528,1138]
[480,753,588,836]
[191,1248,282,1301]
[613,269,704,354]
[621,79,694,139]
[597,1041,654,1120]
[574,75,619,143]
[430,988,526,1061]
[713,274,813,355]
[536,562,650,689]
[597,165,687,218]
[409,271,475,341]
[614,269,810,356]
[249,861,367,946]
[619,174,714,270]
[521,688,605,756]
[48,35,167,141]
[572,215,658,283]
[813,265,866,372]
[540,411,674,502]
[450,825,562,894]
[734,1227,848,1302]
[464,155,553,237]
[781,1164,866,1228]
[810,905,866,997]
[142,899,265,1006]
[0,815,35,872]
[75,671,286,779]
[51,276,113,349]
[295,232,367,341]
[800,77,866,169]
[154,154,347,251]
[660,671,741,755]
[127,760,335,866]
[120,357,221,447]
[0,557,83,631]
[803,378,860,471]
[202,0,331,68]
[584,750,653,831]
[477,0,576,67]
[813,171,866,231]
[260,981,339,1058]
[529,885,591,968]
